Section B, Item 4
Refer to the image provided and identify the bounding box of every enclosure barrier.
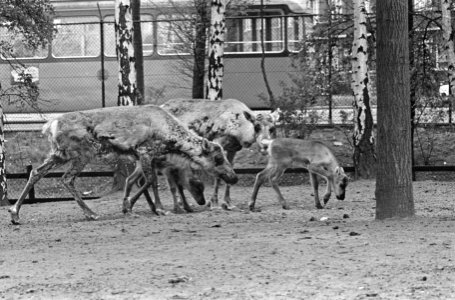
[5,164,454,204]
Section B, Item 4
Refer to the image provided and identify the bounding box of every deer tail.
[42,119,59,136]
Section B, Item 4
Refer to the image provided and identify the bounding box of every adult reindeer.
[8,105,238,224]
[249,138,348,211]
[160,98,276,210]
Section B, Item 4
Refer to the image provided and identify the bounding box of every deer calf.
[127,153,206,214]
[250,138,348,211]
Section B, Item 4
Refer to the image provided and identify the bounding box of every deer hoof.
[156,209,169,216]
[173,206,187,214]
[183,206,194,213]
[249,206,261,212]
[124,211,139,218]
[221,203,236,211]
[9,208,21,225]
[316,203,324,209]
[85,213,100,221]
[207,201,222,210]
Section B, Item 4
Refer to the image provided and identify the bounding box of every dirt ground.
[1,179,454,300]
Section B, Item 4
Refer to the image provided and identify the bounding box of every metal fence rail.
[6,164,455,204]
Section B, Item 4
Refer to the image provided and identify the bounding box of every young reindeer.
[160,98,276,210]
[131,153,207,214]
[8,105,237,224]
[249,138,348,211]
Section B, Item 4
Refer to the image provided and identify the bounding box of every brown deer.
[160,98,276,210]
[127,153,207,214]
[249,138,348,211]
[8,105,237,224]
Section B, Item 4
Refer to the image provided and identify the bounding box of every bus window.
[52,17,100,58]
[103,15,154,57]
[157,14,193,55]
[287,16,306,52]
[0,27,48,59]
[226,13,284,54]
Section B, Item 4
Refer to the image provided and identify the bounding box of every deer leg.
[306,164,332,207]
[167,175,186,214]
[9,155,66,225]
[135,175,157,214]
[130,164,166,215]
[221,150,237,210]
[147,167,167,215]
[127,179,159,215]
[322,177,332,205]
[123,160,145,214]
[61,158,98,221]
[268,166,288,210]
[177,184,193,213]
[309,172,323,209]
[249,168,269,211]
[209,178,221,209]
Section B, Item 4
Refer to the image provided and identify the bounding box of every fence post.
[26,165,35,202]
[449,96,453,124]
[98,4,106,108]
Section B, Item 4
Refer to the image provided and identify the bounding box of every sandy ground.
[1,179,454,300]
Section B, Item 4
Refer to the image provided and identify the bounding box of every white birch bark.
[0,107,7,205]
[351,0,370,145]
[441,0,455,98]
[115,0,137,106]
[351,0,375,179]
[206,0,226,101]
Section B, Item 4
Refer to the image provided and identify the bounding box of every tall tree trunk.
[441,1,455,98]
[206,0,225,101]
[375,0,414,219]
[326,1,333,124]
[113,0,138,190]
[409,0,416,181]
[115,0,139,106]
[132,0,144,104]
[0,107,9,206]
[193,0,208,99]
[351,0,375,179]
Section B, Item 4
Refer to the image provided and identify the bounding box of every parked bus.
[0,0,313,112]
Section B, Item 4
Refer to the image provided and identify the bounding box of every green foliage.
[0,0,55,112]
[0,0,55,54]
[273,0,354,137]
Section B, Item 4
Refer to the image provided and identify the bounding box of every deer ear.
[339,167,345,174]
[269,109,281,123]
[335,167,344,175]
[244,111,254,123]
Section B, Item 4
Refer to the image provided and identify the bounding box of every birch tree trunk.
[115,0,138,106]
[206,0,226,101]
[351,0,375,179]
[113,0,138,190]
[375,0,414,219]
[0,109,9,206]
[441,0,455,99]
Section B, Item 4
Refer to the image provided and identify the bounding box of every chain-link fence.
[1,16,455,202]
